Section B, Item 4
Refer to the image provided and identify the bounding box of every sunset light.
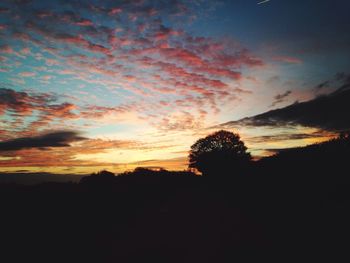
[0,0,349,174]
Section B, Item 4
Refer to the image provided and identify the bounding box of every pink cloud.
[20,47,31,55]
[13,32,32,42]
[153,25,182,41]
[45,103,77,119]
[109,7,122,15]
[81,104,135,119]
[41,75,53,81]
[58,69,76,75]
[0,88,49,116]
[19,71,36,77]
[198,67,242,80]
[36,10,53,18]
[273,56,303,64]
[214,51,264,67]
[160,48,205,67]
[0,45,14,54]
[87,43,110,55]
[0,1,268,134]
[156,111,205,131]
[75,19,94,26]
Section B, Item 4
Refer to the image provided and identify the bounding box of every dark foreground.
[1,174,349,262]
[1,137,350,262]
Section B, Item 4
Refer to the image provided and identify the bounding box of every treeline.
[0,134,349,262]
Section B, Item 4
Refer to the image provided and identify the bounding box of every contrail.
[258,0,271,4]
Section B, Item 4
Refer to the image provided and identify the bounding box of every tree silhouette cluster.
[189,130,251,176]
[118,167,196,177]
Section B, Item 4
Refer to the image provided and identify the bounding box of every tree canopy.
[188,130,251,175]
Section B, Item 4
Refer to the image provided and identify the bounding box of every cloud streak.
[270,90,292,107]
[0,131,86,151]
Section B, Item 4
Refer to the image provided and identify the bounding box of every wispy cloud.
[270,90,292,107]
[273,56,302,64]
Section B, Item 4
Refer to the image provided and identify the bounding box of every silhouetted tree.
[94,170,115,177]
[189,130,251,176]
[80,170,115,184]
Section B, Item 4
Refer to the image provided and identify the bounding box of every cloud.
[248,131,331,144]
[74,19,94,27]
[0,45,14,54]
[0,7,9,13]
[0,87,77,118]
[0,87,50,116]
[0,0,268,139]
[334,72,350,93]
[0,131,86,151]
[73,139,139,154]
[313,72,350,95]
[273,56,302,64]
[108,7,122,16]
[0,134,177,170]
[19,71,36,77]
[335,72,350,82]
[127,157,188,171]
[0,87,83,135]
[156,111,204,132]
[44,103,77,119]
[221,76,350,131]
[270,90,292,107]
[314,81,330,90]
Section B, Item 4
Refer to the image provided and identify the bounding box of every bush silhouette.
[119,167,196,177]
[188,130,251,176]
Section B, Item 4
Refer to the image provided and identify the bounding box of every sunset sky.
[0,0,349,174]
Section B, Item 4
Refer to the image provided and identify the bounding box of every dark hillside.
[1,136,350,262]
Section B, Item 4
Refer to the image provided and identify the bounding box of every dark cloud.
[314,81,330,90]
[334,72,350,93]
[335,72,349,82]
[0,87,79,133]
[0,131,86,151]
[0,87,60,115]
[221,75,350,131]
[313,72,350,94]
[0,87,44,115]
[270,90,292,107]
[248,131,329,144]
[0,7,9,13]
[274,91,292,101]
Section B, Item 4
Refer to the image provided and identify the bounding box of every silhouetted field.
[1,136,350,262]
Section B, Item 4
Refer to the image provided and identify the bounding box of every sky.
[0,0,349,174]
